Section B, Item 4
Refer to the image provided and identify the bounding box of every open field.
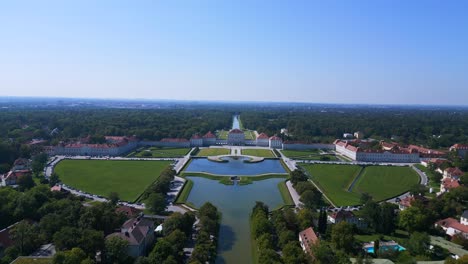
[241,149,275,158]
[281,149,338,160]
[55,160,172,202]
[132,147,190,158]
[302,164,363,205]
[352,166,420,201]
[196,148,230,156]
[302,164,420,206]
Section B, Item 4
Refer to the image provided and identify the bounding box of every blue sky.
[1,0,467,105]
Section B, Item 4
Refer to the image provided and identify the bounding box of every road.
[286,180,303,207]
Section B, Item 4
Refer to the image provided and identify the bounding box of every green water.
[186,177,285,264]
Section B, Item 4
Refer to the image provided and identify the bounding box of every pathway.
[286,180,303,208]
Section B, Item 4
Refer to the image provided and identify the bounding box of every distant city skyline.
[1,1,467,105]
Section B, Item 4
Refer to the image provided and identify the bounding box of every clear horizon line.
[0,95,467,108]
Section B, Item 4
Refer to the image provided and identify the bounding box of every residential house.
[107,217,155,257]
[450,144,468,158]
[299,227,319,257]
[443,167,464,180]
[398,195,428,211]
[440,178,460,194]
[435,213,468,239]
[328,210,367,229]
[4,170,31,186]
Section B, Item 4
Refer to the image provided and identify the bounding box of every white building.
[354,131,364,139]
[256,133,269,147]
[190,134,203,147]
[343,133,354,139]
[202,131,217,146]
[450,144,468,158]
[435,212,468,239]
[227,129,245,145]
[334,140,420,163]
[269,135,282,149]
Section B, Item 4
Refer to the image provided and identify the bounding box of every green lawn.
[12,258,52,264]
[352,166,420,201]
[241,149,275,158]
[302,164,363,206]
[281,149,338,161]
[281,149,319,157]
[196,148,230,156]
[302,164,420,206]
[55,160,172,202]
[133,147,190,158]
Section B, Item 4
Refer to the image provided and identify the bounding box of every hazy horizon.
[1,1,467,105]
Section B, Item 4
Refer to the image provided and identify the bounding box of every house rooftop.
[299,227,318,254]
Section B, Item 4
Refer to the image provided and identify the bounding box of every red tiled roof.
[116,206,142,218]
[191,134,202,140]
[442,178,460,190]
[160,138,189,143]
[450,144,468,150]
[203,131,216,138]
[299,227,318,254]
[270,136,282,141]
[408,145,445,155]
[50,185,62,192]
[329,210,355,220]
[444,167,464,177]
[436,217,468,234]
[257,133,269,139]
[399,195,428,208]
[229,129,244,134]
[4,170,31,181]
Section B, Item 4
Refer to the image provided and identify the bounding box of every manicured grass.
[302,164,363,206]
[175,179,193,204]
[303,164,420,206]
[352,166,420,201]
[217,130,228,140]
[196,148,230,156]
[55,160,172,202]
[281,149,338,160]
[133,147,190,158]
[281,149,319,157]
[12,258,52,264]
[278,180,295,206]
[241,149,275,158]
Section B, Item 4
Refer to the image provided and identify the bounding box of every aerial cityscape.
[1,1,468,264]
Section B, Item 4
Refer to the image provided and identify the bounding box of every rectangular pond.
[185,157,287,176]
[186,177,286,264]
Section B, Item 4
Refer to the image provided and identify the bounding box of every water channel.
[185,157,286,175]
[186,176,285,264]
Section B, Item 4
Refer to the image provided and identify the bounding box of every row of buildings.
[334,139,447,163]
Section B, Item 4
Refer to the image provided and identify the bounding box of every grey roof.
[462,210,468,219]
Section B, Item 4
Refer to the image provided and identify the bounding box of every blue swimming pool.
[365,244,406,254]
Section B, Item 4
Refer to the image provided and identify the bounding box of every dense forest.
[241,107,468,148]
[1,104,468,172]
